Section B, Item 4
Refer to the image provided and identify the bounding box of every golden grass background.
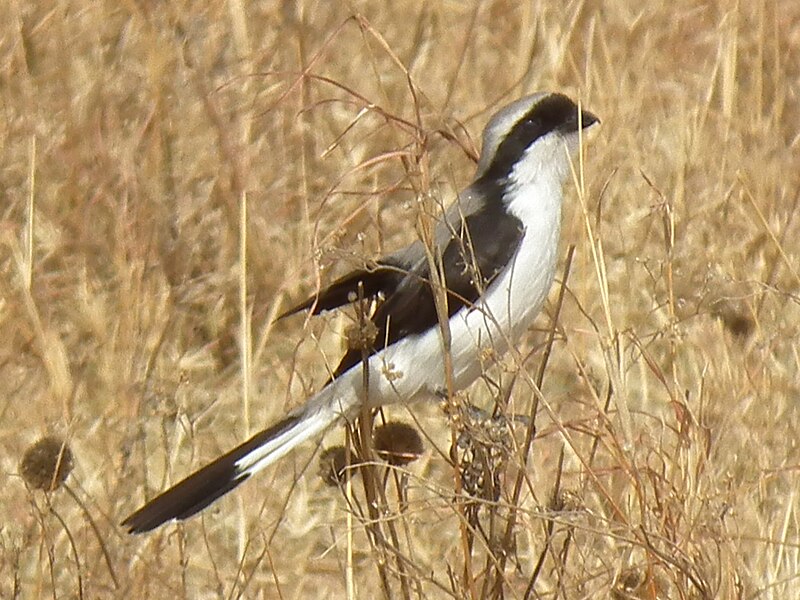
[3,1,799,598]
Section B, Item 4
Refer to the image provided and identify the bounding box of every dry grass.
[2,1,800,598]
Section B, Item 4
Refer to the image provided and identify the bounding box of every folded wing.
[278,262,404,319]
[282,202,525,379]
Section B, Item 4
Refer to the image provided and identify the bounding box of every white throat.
[503,134,574,226]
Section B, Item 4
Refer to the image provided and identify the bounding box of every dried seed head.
[373,422,424,466]
[20,436,74,491]
[555,489,584,512]
[713,302,755,339]
[345,318,378,352]
[452,406,514,503]
[318,445,356,487]
[722,312,755,338]
[611,569,642,599]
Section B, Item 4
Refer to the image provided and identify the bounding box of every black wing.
[331,202,524,378]
[278,262,404,319]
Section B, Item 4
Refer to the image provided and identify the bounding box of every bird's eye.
[520,118,540,138]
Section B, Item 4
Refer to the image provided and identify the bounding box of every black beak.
[580,109,599,129]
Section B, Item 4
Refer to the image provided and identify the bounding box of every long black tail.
[123,380,358,532]
[122,415,301,533]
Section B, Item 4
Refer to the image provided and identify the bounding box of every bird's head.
[475,92,598,189]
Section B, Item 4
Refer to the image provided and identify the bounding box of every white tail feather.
[234,384,358,476]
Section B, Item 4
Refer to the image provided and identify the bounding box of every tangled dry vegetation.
[2,1,799,598]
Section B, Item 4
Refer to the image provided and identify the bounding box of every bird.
[122,92,598,533]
